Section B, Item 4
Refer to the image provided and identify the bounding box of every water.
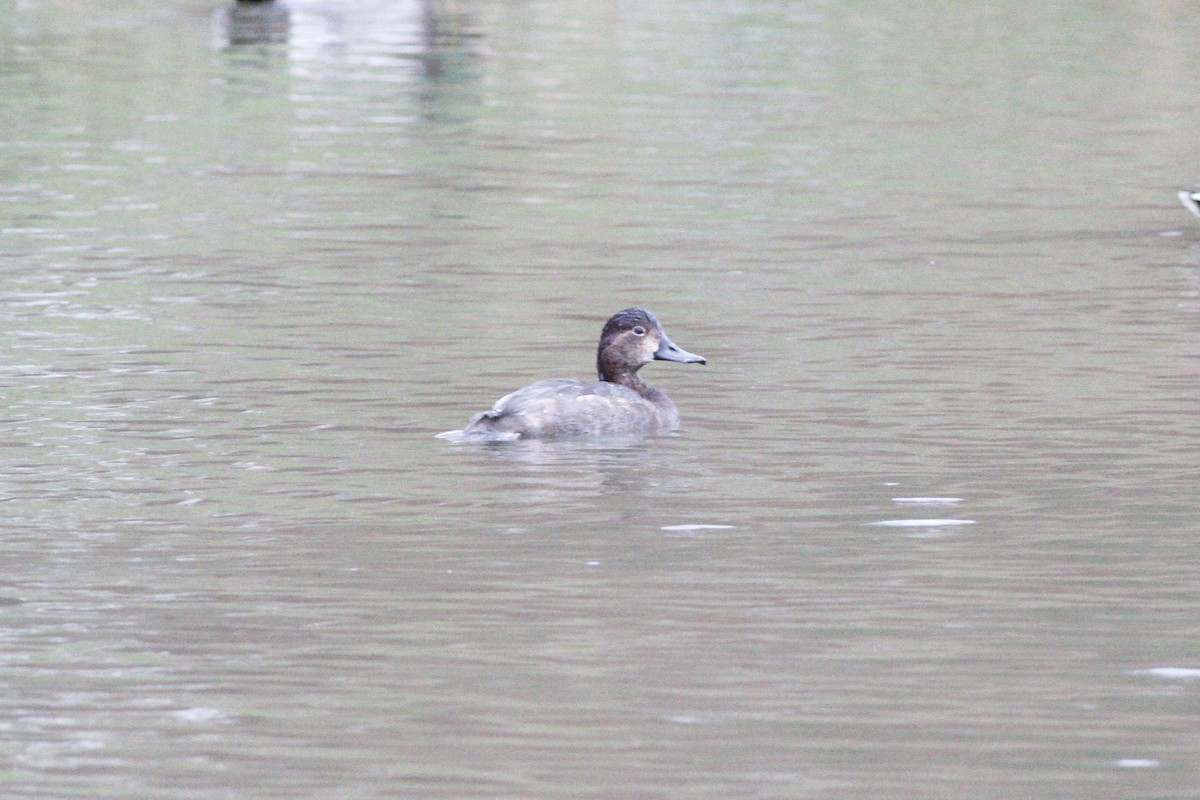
[3,0,1200,797]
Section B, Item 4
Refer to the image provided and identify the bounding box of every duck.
[437,308,706,441]
[1180,189,1200,218]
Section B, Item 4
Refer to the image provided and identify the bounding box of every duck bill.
[654,336,706,364]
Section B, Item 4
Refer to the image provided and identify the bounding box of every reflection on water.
[4,0,1200,797]
[445,435,698,499]
[217,1,290,46]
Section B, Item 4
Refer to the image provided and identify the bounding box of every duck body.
[449,378,679,441]
[437,308,705,442]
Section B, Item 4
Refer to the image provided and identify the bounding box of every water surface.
[3,1,1200,797]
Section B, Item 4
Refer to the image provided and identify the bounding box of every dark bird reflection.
[219,0,291,47]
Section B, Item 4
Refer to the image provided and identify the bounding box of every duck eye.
[632,326,647,336]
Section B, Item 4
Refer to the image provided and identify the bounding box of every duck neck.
[598,355,652,399]
[598,356,678,427]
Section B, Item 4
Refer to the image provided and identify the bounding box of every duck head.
[596,308,705,382]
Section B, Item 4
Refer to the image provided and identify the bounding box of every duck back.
[436,378,680,441]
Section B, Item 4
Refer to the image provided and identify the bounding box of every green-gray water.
[4,1,1200,797]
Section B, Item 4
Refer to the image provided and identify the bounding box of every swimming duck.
[1180,189,1200,218]
[437,308,706,441]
